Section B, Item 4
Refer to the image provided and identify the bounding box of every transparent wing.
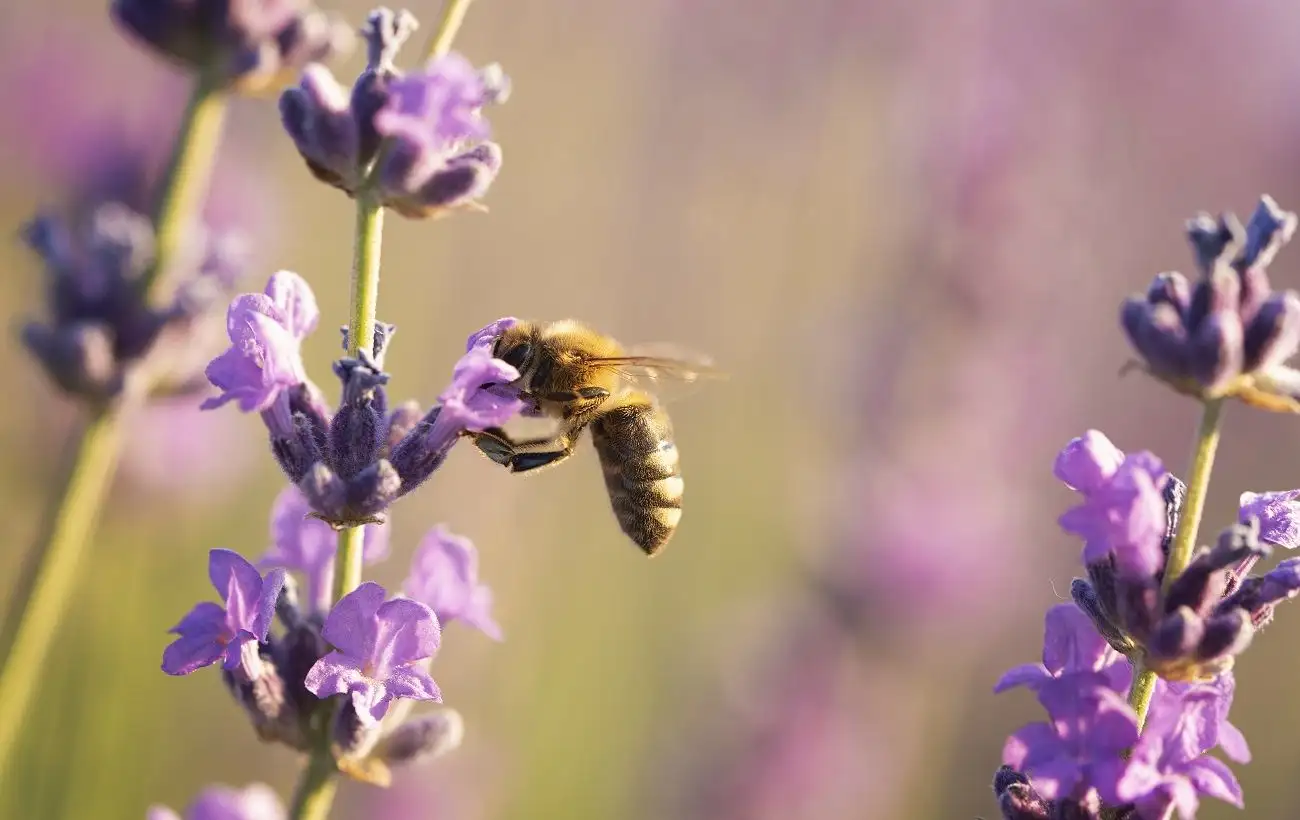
[587,343,725,403]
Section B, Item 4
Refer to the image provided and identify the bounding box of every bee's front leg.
[470,427,578,474]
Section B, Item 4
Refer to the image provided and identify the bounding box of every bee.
[469,319,717,556]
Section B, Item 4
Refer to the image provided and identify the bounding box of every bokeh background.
[4,1,1300,818]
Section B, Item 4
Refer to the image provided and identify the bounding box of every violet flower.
[22,202,246,406]
[260,485,391,612]
[201,269,321,418]
[403,525,502,640]
[280,7,507,218]
[147,783,284,820]
[1122,196,1300,412]
[304,582,441,725]
[1238,489,1300,549]
[993,604,1131,702]
[161,549,286,682]
[112,0,354,94]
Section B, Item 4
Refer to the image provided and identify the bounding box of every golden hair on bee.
[471,319,718,556]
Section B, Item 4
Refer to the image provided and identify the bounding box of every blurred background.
[4,1,1300,818]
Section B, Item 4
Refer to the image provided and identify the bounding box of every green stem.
[141,74,230,298]
[332,525,367,604]
[423,0,476,60]
[1127,398,1226,730]
[287,740,340,820]
[0,412,124,779]
[346,194,385,359]
[0,71,230,786]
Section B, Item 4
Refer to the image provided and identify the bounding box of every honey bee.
[469,319,717,556]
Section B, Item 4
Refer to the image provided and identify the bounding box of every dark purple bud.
[1116,576,1161,644]
[1234,194,1297,273]
[1236,264,1272,325]
[223,652,307,750]
[1070,577,1134,654]
[111,0,354,94]
[992,766,1051,820]
[279,65,362,191]
[1193,609,1253,662]
[276,620,329,718]
[1148,607,1205,660]
[1186,308,1244,392]
[1218,556,1300,627]
[1146,271,1192,314]
[1121,299,1188,379]
[342,459,402,521]
[299,463,347,521]
[327,357,388,480]
[374,709,464,766]
[275,574,304,631]
[1243,291,1300,373]
[389,406,453,491]
[332,699,384,759]
[21,321,123,402]
[1185,211,1241,278]
[389,143,503,220]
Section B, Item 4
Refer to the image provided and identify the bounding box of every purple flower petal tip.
[1239,489,1300,548]
[404,525,503,640]
[466,317,519,352]
[1054,430,1125,492]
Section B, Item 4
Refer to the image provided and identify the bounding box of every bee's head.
[492,324,537,387]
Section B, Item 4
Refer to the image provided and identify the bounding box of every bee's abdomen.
[590,402,683,555]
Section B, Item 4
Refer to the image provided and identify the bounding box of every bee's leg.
[533,387,610,420]
[470,427,579,474]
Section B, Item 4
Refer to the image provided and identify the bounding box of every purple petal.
[373,54,496,151]
[466,317,519,352]
[209,549,267,633]
[1003,721,1057,769]
[349,684,393,726]
[1054,430,1125,493]
[1218,720,1251,763]
[428,345,524,436]
[384,664,441,703]
[1184,756,1244,807]
[202,347,273,412]
[264,269,319,340]
[251,568,286,638]
[161,632,225,676]
[321,582,385,659]
[168,601,226,636]
[1022,756,1082,802]
[303,650,369,698]
[186,783,285,820]
[463,586,504,641]
[404,526,479,619]
[1239,489,1300,549]
[371,598,440,675]
[1042,603,1112,673]
[993,664,1049,694]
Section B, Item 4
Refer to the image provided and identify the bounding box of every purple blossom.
[147,782,284,820]
[202,270,318,415]
[1055,431,1169,578]
[1002,686,1138,802]
[279,9,507,218]
[404,526,502,640]
[260,485,391,611]
[994,604,1130,699]
[304,582,441,725]
[1115,675,1248,818]
[1239,489,1300,549]
[161,550,285,682]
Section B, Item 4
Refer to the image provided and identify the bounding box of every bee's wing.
[588,344,725,403]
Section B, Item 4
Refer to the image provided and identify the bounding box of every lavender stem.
[141,72,230,298]
[0,412,123,779]
[333,524,368,604]
[287,742,340,820]
[423,0,476,60]
[1126,397,1226,730]
[0,72,230,783]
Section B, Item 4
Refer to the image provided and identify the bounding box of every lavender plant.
[992,196,1300,819]
[0,0,352,784]
[1,1,521,817]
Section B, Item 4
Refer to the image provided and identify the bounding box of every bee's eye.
[501,343,532,370]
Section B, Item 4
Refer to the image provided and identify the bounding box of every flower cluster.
[1122,195,1300,412]
[112,0,354,94]
[148,782,284,820]
[21,201,246,406]
[161,504,494,786]
[993,432,1300,818]
[280,7,508,218]
[201,269,523,526]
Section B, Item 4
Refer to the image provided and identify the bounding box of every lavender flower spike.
[260,485,391,612]
[1239,489,1300,550]
[304,582,441,725]
[279,7,507,218]
[162,550,285,682]
[404,525,502,640]
[147,782,284,820]
[112,0,353,94]
[202,270,320,422]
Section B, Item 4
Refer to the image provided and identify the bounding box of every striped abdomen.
[589,399,683,555]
